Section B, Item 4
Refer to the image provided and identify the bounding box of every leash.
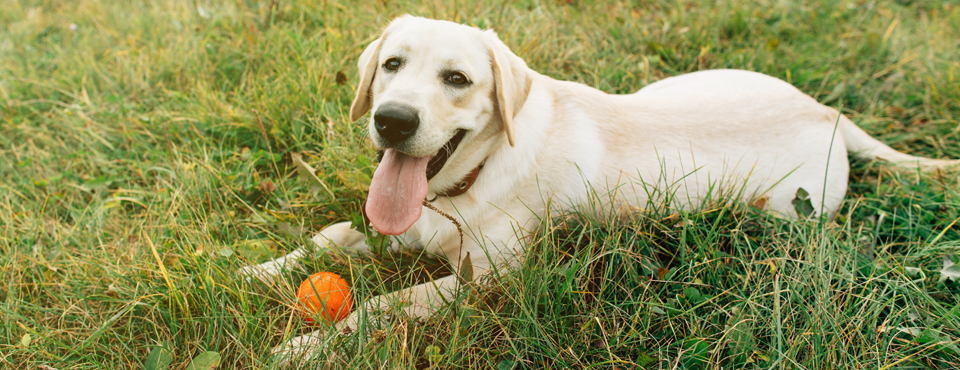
[421,200,463,255]
[422,199,475,287]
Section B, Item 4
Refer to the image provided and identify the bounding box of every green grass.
[3,0,960,368]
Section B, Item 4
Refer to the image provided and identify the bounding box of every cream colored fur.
[240,15,958,363]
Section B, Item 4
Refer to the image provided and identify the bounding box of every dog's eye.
[445,72,469,85]
[383,58,402,71]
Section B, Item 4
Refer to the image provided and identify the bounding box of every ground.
[2,0,960,369]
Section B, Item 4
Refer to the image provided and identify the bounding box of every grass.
[2,0,960,368]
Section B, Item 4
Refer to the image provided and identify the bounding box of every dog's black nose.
[374,103,420,145]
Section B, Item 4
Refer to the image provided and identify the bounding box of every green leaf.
[20,333,31,347]
[497,359,516,370]
[916,330,938,344]
[366,233,389,255]
[337,169,371,192]
[144,341,173,370]
[650,305,666,315]
[232,239,275,262]
[683,287,701,303]
[680,337,710,369]
[357,154,376,177]
[765,37,779,50]
[726,321,756,365]
[635,352,658,367]
[350,209,366,231]
[425,345,442,365]
[81,176,113,191]
[792,187,815,218]
[646,41,674,62]
[349,206,389,254]
[185,351,221,370]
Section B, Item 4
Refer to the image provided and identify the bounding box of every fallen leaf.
[291,153,335,199]
[759,259,778,273]
[939,255,960,283]
[259,179,275,192]
[897,327,922,336]
[751,197,768,209]
[459,252,473,285]
[106,283,120,297]
[754,351,771,361]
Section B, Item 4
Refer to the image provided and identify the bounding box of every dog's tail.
[837,111,960,168]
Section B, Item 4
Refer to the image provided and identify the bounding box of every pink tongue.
[365,149,430,235]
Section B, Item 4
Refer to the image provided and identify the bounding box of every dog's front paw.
[270,330,326,367]
[270,315,360,367]
[237,255,296,285]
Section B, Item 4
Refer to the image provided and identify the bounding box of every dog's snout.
[374,103,420,145]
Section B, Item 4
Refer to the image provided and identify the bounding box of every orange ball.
[296,272,353,324]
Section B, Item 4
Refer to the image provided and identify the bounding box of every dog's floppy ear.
[349,35,386,122]
[350,15,415,122]
[487,31,533,147]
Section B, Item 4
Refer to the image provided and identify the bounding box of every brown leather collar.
[436,164,483,198]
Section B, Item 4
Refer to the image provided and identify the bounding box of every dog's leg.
[342,273,463,328]
[272,254,485,364]
[238,222,368,283]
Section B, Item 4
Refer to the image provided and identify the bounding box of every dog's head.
[350,16,533,235]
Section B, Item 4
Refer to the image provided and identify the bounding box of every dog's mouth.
[374,129,467,180]
[425,129,467,180]
[366,130,467,235]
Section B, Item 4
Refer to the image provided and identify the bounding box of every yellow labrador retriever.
[243,15,957,360]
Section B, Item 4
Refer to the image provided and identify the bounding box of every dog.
[241,15,958,361]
